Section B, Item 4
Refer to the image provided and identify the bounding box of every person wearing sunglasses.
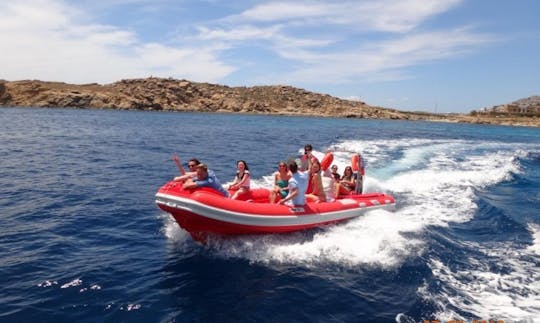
[300,144,319,172]
[173,155,201,182]
[300,144,322,196]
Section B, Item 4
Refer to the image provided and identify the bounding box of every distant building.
[478,96,540,115]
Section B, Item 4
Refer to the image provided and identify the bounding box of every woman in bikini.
[306,160,326,202]
[336,166,357,196]
[270,161,291,203]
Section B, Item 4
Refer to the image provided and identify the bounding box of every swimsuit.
[236,170,250,189]
[276,179,289,198]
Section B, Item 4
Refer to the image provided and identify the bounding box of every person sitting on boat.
[182,163,229,197]
[300,144,319,171]
[173,157,200,182]
[269,161,291,203]
[228,160,251,200]
[336,166,357,196]
[306,160,326,203]
[330,170,342,199]
[329,165,340,179]
[321,164,340,199]
[278,160,308,207]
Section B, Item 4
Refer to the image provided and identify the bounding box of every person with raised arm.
[172,156,200,182]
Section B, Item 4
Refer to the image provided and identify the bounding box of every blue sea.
[1,107,539,323]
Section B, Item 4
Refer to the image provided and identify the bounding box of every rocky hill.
[0,78,409,119]
[1,78,538,126]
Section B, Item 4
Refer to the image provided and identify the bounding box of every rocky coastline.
[1,78,538,127]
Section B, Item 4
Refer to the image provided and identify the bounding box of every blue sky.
[1,0,538,113]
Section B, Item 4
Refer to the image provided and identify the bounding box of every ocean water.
[1,107,539,323]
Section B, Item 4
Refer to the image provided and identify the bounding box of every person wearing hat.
[182,163,229,197]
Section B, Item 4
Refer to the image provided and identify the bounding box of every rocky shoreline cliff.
[1,78,538,127]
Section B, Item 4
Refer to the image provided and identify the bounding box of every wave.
[164,139,530,254]
[420,228,540,322]
[162,138,539,320]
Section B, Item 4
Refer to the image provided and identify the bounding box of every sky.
[1,0,539,113]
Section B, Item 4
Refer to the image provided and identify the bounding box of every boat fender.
[320,152,334,171]
[351,154,365,176]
